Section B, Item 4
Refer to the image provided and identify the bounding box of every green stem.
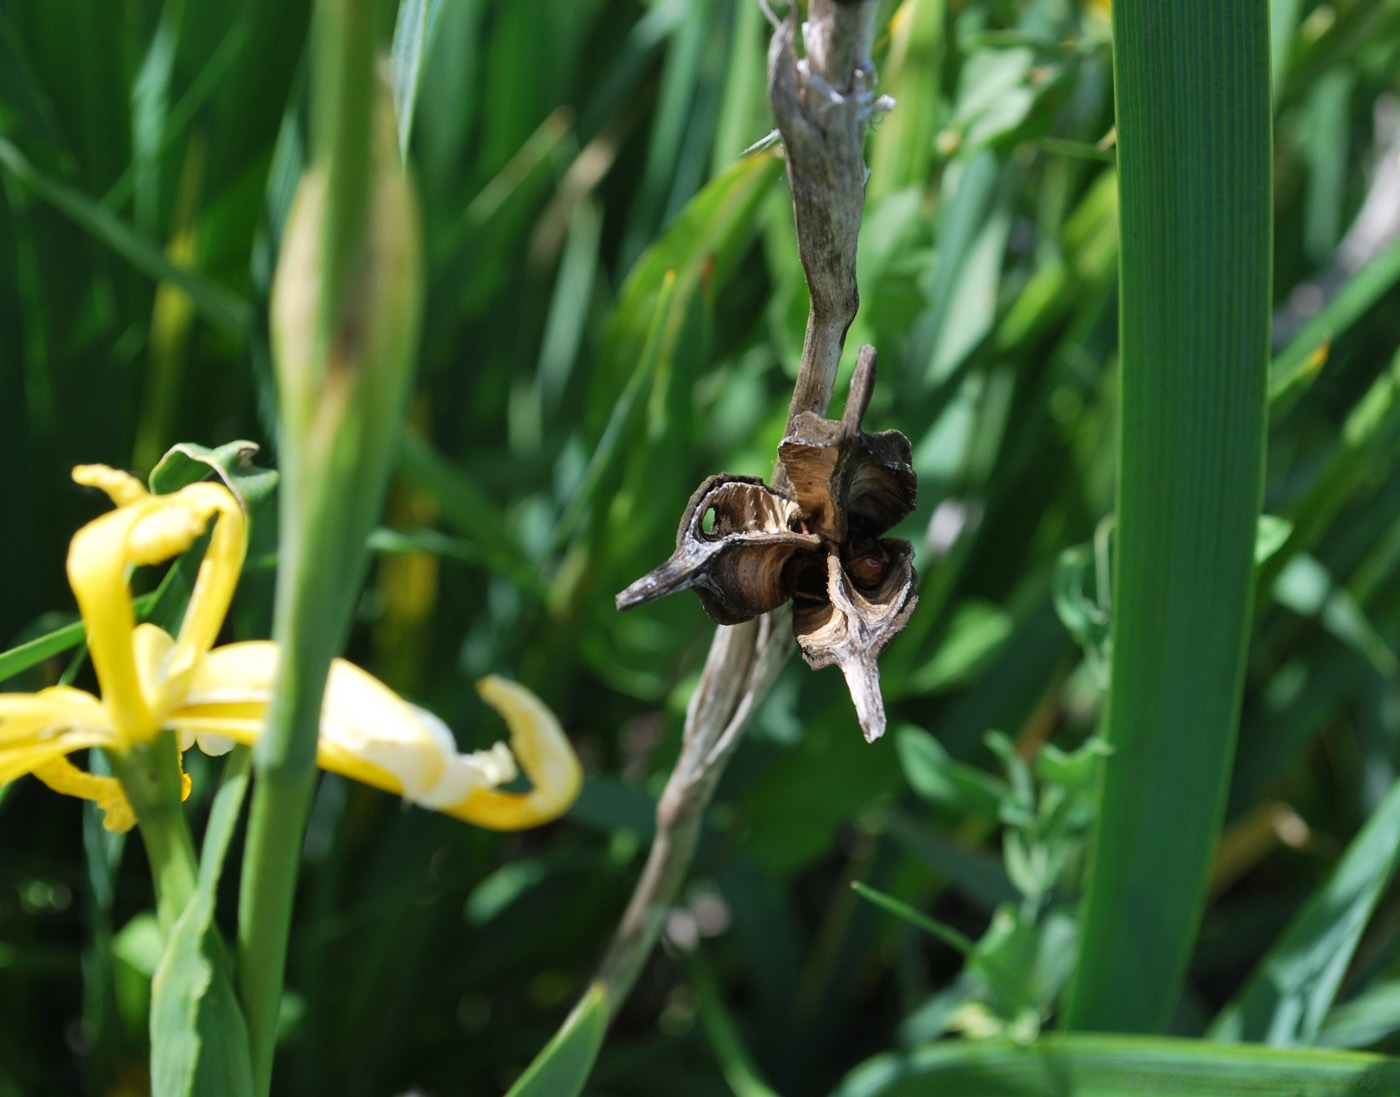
[108,733,199,932]
[238,521,355,1094]
[235,1,387,1091]
[235,664,330,1096]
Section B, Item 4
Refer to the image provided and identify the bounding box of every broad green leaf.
[1064,2,1271,1032]
[504,982,609,1097]
[894,725,1007,819]
[148,441,279,510]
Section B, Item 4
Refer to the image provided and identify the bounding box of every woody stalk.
[595,0,914,1014]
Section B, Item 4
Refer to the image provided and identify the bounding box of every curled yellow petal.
[72,464,148,508]
[443,676,583,831]
[154,483,245,692]
[67,469,247,743]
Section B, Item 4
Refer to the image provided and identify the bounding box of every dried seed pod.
[616,475,822,626]
[778,346,916,542]
[616,344,920,743]
[794,539,918,742]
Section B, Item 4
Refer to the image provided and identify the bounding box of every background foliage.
[1,0,1399,1094]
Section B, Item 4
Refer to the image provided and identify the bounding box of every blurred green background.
[2,0,1400,1094]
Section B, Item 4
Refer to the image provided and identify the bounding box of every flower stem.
[108,733,198,932]
[236,641,333,1097]
[590,0,883,1017]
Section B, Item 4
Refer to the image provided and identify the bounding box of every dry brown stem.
[591,0,884,1018]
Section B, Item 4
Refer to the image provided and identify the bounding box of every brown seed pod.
[616,475,821,625]
[795,540,918,742]
[778,347,916,543]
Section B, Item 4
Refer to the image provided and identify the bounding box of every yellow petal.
[443,676,583,831]
[0,688,113,785]
[31,757,136,833]
[174,644,580,828]
[153,484,245,693]
[67,469,247,741]
[0,688,132,830]
[66,497,160,741]
[182,644,517,806]
[72,464,148,508]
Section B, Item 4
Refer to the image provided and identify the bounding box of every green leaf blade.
[1064,2,1273,1033]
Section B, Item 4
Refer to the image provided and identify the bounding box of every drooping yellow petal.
[66,490,159,742]
[0,687,112,785]
[177,642,517,807]
[172,644,579,827]
[0,687,134,830]
[444,676,583,831]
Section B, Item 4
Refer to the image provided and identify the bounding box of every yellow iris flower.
[0,465,582,833]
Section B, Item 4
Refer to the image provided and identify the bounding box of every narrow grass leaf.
[1270,234,1400,409]
[1208,775,1400,1045]
[553,268,679,552]
[833,1034,1400,1097]
[0,135,251,340]
[390,0,444,158]
[868,0,945,202]
[689,950,782,1097]
[1259,348,1400,595]
[504,982,609,1097]
[597,148,781,401]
